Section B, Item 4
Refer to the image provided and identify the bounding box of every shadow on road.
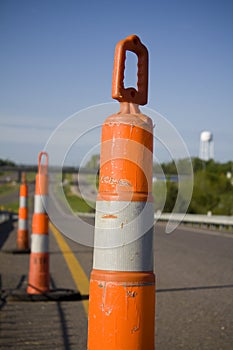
[0,274,26,310]
[50,277,89,350]
[0,216,15,249]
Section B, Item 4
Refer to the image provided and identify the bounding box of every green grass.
[60,173,95,213]
[63,186,95,213]
[86,174,97,185]
[25,172,36,182]
[4,201,19,213]
[1,194,34,214]
[64,173,72,182]
[0,183,19,196]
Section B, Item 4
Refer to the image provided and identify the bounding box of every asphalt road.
[154,223,233,349]
[0,181,233,349]
[64,220,233,350]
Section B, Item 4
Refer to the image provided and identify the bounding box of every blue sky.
[0,0,232,165]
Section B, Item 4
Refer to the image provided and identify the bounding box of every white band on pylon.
[18,219,28,230]
[19,197,27,208]
[31,234,49,253]
[93,200,154,271]
[34,195,48,213]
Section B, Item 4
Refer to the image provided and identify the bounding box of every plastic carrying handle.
[38,152,49,175]
[112,35,148,105]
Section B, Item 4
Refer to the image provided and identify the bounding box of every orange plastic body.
[17,231,29,250]
[98,102,153,202]
[32,213,49,234]
[35,173,48,195]
[88,270,155,350]
[87,35,155,350]
[17,206,29,250]
[17,173,29,250]
[27,253,49,294]
[35,152,49,195]
[27,152,49,294]
[20,182,28,197]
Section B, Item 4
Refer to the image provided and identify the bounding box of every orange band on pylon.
[20,183,28,197]
[88,270,155,350]
[90,269,155,284]
[98,103,153,202]
[19,207,28,220]
[32,213,49,234]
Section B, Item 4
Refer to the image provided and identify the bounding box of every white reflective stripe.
[34,195,48,213]
[18,219,28,230]
[93,201,154,271]
[31,234,49,253]
[19,196,27,208]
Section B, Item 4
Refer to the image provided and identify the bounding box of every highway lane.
[1,216,232,349]
[154,223,233,349]
[1,177,232,349]
[51,219,233,349]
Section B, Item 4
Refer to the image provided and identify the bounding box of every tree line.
[153,158,233,215]
[0,159,16,167]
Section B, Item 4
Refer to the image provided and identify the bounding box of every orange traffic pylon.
[27,152,49,294]
[17,172,29,251]
[87,35,155,349]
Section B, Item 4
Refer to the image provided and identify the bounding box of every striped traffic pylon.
[17,172,29,251]
[27,152,49,294]
[87,35,155,349]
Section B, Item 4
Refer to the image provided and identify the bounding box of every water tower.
[199,131,214,161]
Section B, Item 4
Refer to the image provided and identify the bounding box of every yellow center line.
[49,222,89,315]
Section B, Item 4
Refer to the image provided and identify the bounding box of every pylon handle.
[38,152,48,175]
[112,34,148,105]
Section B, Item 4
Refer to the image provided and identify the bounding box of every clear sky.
[0,0,232,165]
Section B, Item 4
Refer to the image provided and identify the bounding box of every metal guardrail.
[77,212,233,231]
[0,210,18,223]
[2,209,232,231]
[155,213,233,230]
[0,211,11,223]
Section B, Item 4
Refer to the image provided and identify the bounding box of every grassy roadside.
[85,174,99,189]
[63,184,95,213]
[0,172,35,213]
[0,169,95,214]
[3,201,19,213]
[54,173,95,213]
[0,182,19,197]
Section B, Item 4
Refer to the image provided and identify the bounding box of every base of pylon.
[2,248,30,254]
[7,288,82,302]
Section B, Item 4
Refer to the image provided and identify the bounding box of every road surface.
[0,179,233,349]
[1,216,232,349]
